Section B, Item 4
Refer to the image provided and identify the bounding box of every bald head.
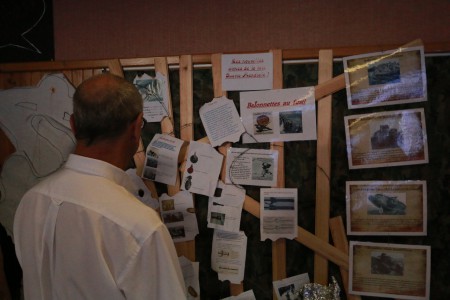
[72,73,143,145]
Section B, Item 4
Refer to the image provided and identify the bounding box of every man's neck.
[73,138,132,170]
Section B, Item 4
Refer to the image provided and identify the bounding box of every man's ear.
[132,112,143,142]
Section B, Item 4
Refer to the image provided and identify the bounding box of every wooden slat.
[314,74,345,102]
[270,49,286,299]
[314,49,333,285]
[31,72,44,85]
[179,55,194,142]
[83,69,94,80]
[70,70,84,87]
[329,217,361,300]
[0,59,121,73]
[155,57,181,196]
[241,194,349,269]
[108,59,124,77]
[176,55,196,262]
[211,53,244,296]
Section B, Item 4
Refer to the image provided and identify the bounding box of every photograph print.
[343,46,427,109]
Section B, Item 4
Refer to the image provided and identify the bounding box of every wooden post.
[107,59,124,77]
[176,55,196,262]
[329,216,361,300]
[211,53,245,296]
[155,57,181,196]
[270,49,287,299]
[314,49,333,285]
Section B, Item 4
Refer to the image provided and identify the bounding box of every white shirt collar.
[65,154,138,195]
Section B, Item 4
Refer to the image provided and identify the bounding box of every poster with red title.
[239,87,316,143]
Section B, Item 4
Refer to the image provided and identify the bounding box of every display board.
[0,44,449,300]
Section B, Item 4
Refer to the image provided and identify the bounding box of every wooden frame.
[0,39,438,299]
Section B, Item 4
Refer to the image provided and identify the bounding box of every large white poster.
[240,87,316,143]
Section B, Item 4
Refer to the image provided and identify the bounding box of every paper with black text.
[225,148,278,187]
[142,133,184,186]
[260,188,298,241]
[181,141,223,197]
[207,181,245,233]
[199,96,245,147]
[159,191,198,243]
[240,87,316,143]
[211,230,247,284]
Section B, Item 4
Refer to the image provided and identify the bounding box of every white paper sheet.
[239,87,316,143]
[221,290,256,300]
[199,96,245,147]
[225,147,278,187]
[159,191,199,243]
[211,230,247,284]
[207,181,245,233]
[260,188,298,241]
[133,72,170,122]
[181,141,223,197]
[0,73,75,235]
[221,52,273,91]
[142,133,185,185]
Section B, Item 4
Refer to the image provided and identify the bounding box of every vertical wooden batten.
[176,55,196,262]
[270,49,287,299]
[211,52,245,296]
[329,216,361,300]
[314,49,333,285]
[156,57,181,195]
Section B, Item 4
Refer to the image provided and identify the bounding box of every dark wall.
[53,0,450,60]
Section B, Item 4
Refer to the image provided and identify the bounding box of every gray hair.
[72,73,143,145]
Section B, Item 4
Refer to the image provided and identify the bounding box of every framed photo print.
[346,180,427,235]
[344,108,428,169]
[343,46,427,109]
[349,241,430,300]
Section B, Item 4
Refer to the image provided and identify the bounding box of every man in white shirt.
[13,73,186,299]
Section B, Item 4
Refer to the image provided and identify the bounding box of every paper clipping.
[344,108,428,169]
[207,181,246,233]
[142,133,185,186]
[260,188,298,241]
[179,256,200,300]
[133,72,170,122]
[343,46,427,109]
[159,191,199,243]
[349,241,430,300]
[221,52,273,91]
[199,96,245,147]
[225,148,278,187]
[240,87,316,143]
[211,230,247,284]
[346,181,427,235]
[273,273,310,300]
[181,141,224,197]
